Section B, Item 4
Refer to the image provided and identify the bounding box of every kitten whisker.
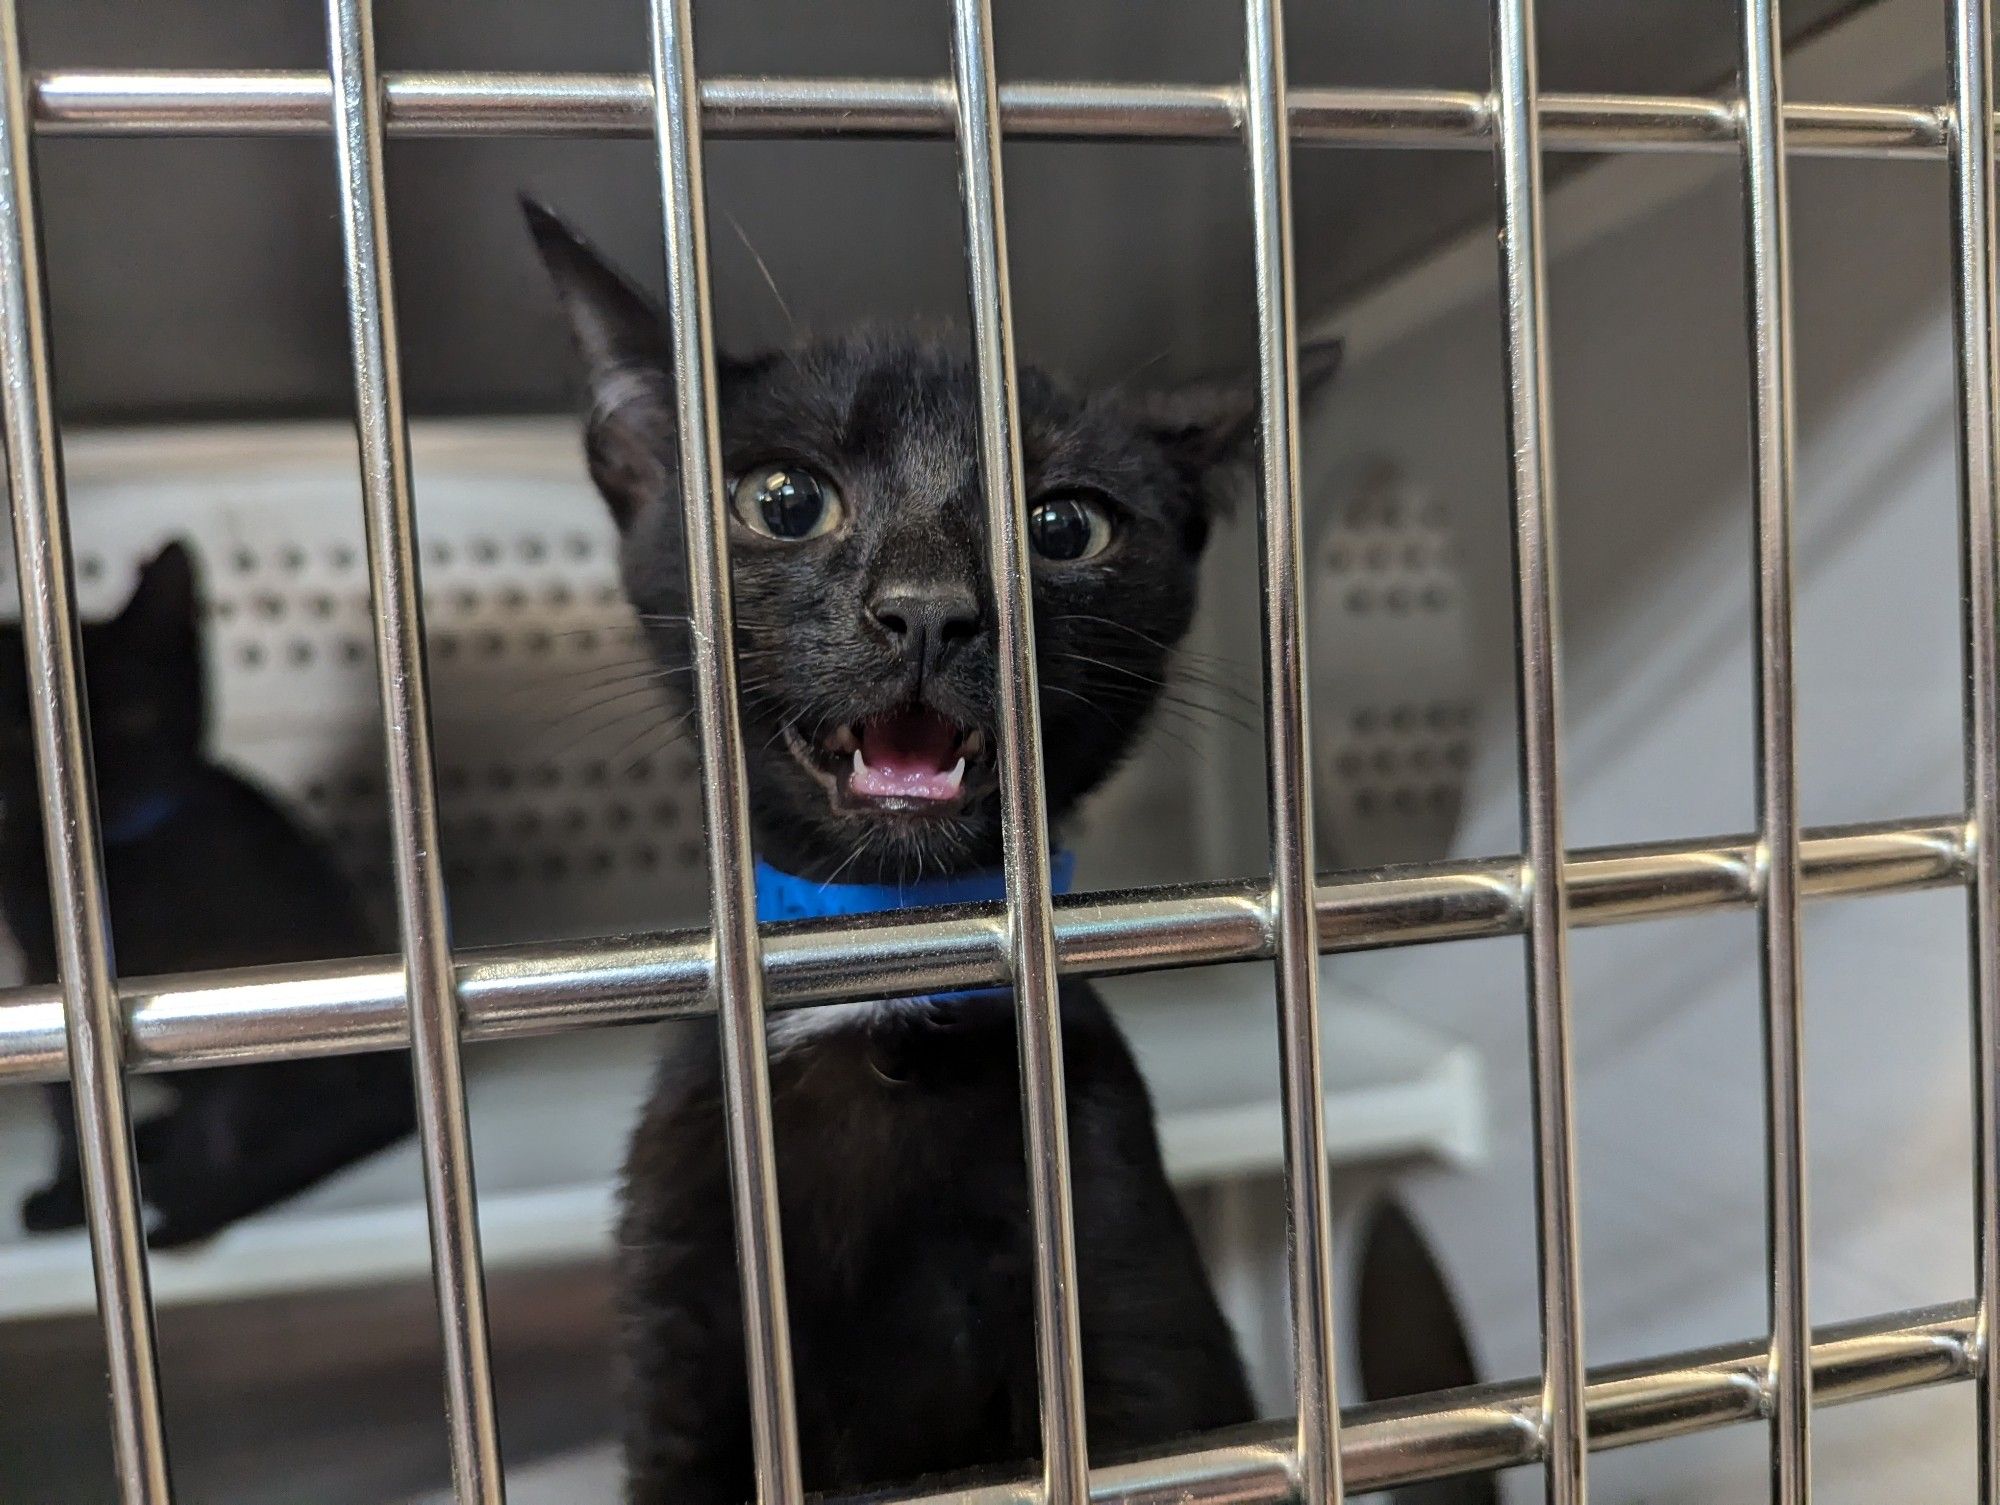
[721,208,799,338]
[1043,640,1261,712]
[536,623,645,640]
[1069,667,1261,734]
[494,660,675,713]
[1151,693,1259,735]
[818,831,875,888]
[1107,342,1175,392]
[595,703,697,775]
[1040,680,1215,764]
[531,696,680,767]
[758,716,802,758]
[1047,612,1176,652]
[1049,613,1252,671]
[522,700,667,757]
[527,678,673,738]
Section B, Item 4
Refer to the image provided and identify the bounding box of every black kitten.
[1,542,414,1249]
[531,202,1336,1502]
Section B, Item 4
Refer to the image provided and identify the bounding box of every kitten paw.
[145,1208,228,1251]
[20,1178,86,1233]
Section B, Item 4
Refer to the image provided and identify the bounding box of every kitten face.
[0,542,205,840]
[527,202,1336,882]
[623,338,1208,879]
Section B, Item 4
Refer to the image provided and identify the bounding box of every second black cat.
[1,542,414,1249]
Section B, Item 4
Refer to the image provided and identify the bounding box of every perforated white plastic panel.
[1309,457,1474,868]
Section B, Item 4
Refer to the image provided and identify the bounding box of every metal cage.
[0,1,1994,1503]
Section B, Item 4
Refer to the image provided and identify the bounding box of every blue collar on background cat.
[100,789,184,846]
[753,850,1077,924]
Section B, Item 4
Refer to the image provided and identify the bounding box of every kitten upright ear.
[522,196,679,530]
[1136,335,1344,483]
[117,541,199,645]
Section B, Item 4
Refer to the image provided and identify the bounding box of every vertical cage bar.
[1737,1,1813,1499]
[1949,0,2000,1496]
[1240,2,1344,1501]
[1489,0,1588,1499]
[642,3,803,1501]
[321,2,503,1498]
[947,2,1091,1500]
[0,3,171,1497]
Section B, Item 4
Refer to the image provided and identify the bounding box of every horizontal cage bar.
[0,815,1963,1084]
[24,71,1959,158]
[855,1298,1975,1504]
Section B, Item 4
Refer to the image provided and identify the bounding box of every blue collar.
[753,850,1077,924]
[101,788,185,846]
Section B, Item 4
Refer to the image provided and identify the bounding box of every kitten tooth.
[942,756,966,792]
[852,748,867,778]
[827,724,858,754]
[963,729,985,759]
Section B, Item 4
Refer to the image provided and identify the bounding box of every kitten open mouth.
[787,708,989,813]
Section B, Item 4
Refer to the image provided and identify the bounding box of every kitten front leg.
[1065,1037,1257,1449]
[20,1082,86,1232]
[619,1226,755,1505]
[137,1054,416,1248]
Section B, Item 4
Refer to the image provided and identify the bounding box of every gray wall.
[22,0,1868,420]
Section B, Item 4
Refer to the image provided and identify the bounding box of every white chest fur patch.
[764,998,894,1051]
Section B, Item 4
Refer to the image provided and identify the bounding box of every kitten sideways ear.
[522,195,678,530]
[118,541,198,643]
[1127,336,1341,555]
[1138,334,1345,483]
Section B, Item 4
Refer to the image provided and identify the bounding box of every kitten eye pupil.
[1029,496,1109,562]
[757,469,817,537]
[735,464,840,541]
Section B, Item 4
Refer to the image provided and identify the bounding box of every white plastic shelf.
[0,963,1482,1321]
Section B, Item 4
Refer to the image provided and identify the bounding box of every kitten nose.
[868,584,981,675]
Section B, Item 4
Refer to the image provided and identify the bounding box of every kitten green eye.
[1028,493,1113,562]
[732,463,843,541]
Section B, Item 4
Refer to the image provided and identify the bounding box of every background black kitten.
[1,542,414,1249]
[532,202,1336,1503]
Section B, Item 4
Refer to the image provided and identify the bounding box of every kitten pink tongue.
[850,709,964,802]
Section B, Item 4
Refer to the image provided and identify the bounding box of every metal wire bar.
[1948,0,2000,1495]
[1240,1,1343,1498]
[0,815,1968,1085]
[642,1,802,1500]
[1737,1,1813,1498]
[0,24,1981,1505]
[0,3,170,1497]
[22,71,1960,159]
[858,1300,1975,1505]
[321,1,502,1497]
[948,1,1090,1497]
[1489,0,1587,1497]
